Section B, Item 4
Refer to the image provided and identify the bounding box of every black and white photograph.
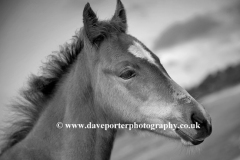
[0,0,240,159]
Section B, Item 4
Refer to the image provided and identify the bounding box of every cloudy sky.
[0,0,240,112]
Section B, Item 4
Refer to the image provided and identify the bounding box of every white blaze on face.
[128,41,158,66]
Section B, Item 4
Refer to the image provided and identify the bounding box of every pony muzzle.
[175,111,212,145]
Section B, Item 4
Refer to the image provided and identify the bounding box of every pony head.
[82,0,212,146]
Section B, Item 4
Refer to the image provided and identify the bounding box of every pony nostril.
[191,113,212,135]
[191,113,204,130]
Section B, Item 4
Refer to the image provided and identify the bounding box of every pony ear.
[83,3,101,44]
[111,0,127,32]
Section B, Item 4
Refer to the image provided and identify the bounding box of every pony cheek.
[125,82,149,102]
[97,81,142,122]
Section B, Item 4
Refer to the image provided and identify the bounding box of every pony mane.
[0,29,84,152]
[0,19,126,153]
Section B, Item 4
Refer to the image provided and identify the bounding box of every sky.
[0,0,240,113]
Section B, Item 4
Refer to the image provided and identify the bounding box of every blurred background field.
[0,0,240,159]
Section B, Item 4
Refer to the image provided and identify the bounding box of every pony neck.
[15,51,116,160]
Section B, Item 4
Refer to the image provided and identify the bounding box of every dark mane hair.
[0,19,126,152]
[0,29,84,152]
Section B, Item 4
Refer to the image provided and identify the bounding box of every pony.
[0,0,212,159]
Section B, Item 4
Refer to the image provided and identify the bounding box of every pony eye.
[119,69,136,79]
